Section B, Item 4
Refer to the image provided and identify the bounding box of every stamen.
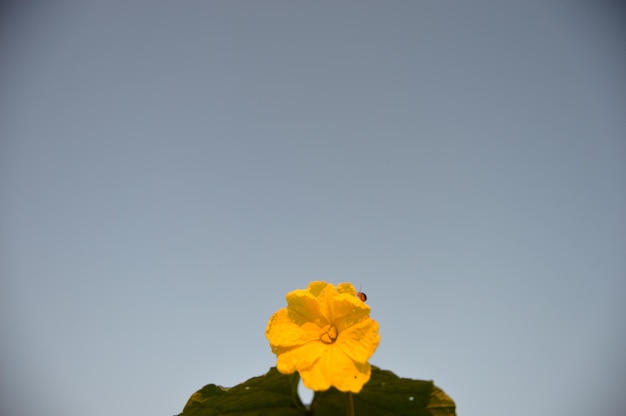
[320,325,338,344]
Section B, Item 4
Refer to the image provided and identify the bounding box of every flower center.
[319,325,338,344]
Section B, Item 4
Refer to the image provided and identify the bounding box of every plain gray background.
[1,2,625,415]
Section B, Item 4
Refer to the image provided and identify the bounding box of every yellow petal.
[336,282,357,296]
[336,317,380,363]
[266,308,321,349]
[331,359,371,393]
[299,345,372,393]
[275,340,327,375]
[285,288,329,327]
[331,293,371,332]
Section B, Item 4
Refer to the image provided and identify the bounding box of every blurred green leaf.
[179,367,306,416]
[179,366,455,416]
[311,367,456,416]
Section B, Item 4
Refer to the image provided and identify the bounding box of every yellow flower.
[265,281,380,393]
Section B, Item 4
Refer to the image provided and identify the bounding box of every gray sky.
[1,2,625,416]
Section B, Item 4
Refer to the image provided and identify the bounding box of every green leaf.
[311,366,456,416]
[179,367,307,416]
[178,366,455,416]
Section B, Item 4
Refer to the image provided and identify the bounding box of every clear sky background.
[1,2,625,416]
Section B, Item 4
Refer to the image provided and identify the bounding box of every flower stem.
[346,392,355,416]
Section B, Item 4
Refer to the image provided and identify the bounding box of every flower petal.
[336,282,357,296]
[285,287,329,328]
[299,346,372,393]
[307,281,332,297]
[266,308,320,349]
[336,317,380,363]
[331,294,371,332]
[275,340,327,375]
